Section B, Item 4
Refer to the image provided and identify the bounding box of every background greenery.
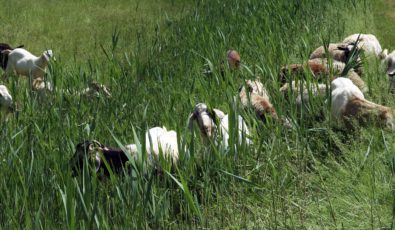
[0,0,394,228]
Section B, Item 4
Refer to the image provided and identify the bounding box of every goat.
[2,48,54,89]
[0,43,24,70]
[70,140,129,176]
[279,58,366,92]
[331,77,395,130]
[187,103,251,148]
[239,80,279,121]
[187,103,226,138]
[71,127,179,176]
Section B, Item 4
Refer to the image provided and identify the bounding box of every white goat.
[2,48,53,90]
[342,34,383,57]
[126,126,179,163]
[187,103,252,148]
[0,85,13,114]
[331,77,395,130]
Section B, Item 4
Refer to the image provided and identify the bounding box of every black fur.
[0,43,24,70]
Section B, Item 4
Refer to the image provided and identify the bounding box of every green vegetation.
[0,0,394,228]
[373,0,395,50]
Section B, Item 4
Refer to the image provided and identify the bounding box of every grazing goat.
[342,34,383,57]
[331,77,395,130]
[279,58,366,92]
[188,103,226,138]
[71,140,129,176]
[2,48,53,85]
[0,43,24,70]
[0,85,13,114]
[71,127,179,176]
[188,103,251,148]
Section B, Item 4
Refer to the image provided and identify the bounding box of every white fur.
[343,34,383,57]
[331,77,364,118]
[309,43,354,62]
[280,81,328,105]
[0,85,13,113]
[218,114,252,149]
[188,103,221,138]
[126,126,179,163]
[4,48,53,81]
[188,103,252,148]
[239,79,269,99]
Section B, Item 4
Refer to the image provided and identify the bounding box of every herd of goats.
[0,33,395,177]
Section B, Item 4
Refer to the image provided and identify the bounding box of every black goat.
[70,140,130,177]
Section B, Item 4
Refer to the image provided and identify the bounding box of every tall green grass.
[0,0,394,228]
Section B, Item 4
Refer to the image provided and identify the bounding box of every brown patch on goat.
[278,62,329,86]
[342,96,394,129]
[251,94,278,121]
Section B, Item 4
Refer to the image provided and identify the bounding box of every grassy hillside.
[0,0,394,228]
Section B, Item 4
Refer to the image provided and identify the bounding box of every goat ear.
[208,108,218,125]
[379,49,388,60]
[94,152,102,173]
[187,113,195,130]
[238,84,244,93]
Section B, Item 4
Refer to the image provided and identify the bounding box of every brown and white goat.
[239,80,279,122]
[331,77,395,130]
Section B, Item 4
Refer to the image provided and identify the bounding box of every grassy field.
[0,0,394,228]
